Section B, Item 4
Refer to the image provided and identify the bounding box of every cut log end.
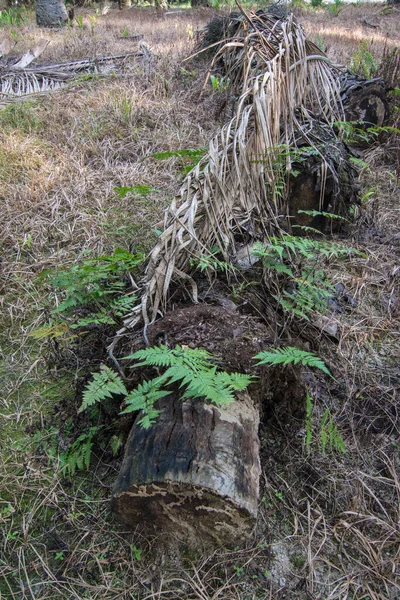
[112,482,255,544]
[112,392,261,545]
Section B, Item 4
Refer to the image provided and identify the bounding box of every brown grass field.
[0,2,399,599]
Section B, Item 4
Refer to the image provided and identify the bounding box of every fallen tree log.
[111,304,306,545]
[112,391,261,545]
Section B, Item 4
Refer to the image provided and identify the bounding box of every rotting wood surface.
[112,391,261,545]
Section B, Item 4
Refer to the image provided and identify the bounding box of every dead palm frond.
[0,47,151,100]
[121,9,347,329]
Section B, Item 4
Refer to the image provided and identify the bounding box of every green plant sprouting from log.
[254,346,332,377]
[81,345,252,429]
[251,235,362,320]
[80,345,332,431]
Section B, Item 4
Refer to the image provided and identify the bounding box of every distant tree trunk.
[155,0,167,14]
[36,0,68,27]
[119,0,132,9]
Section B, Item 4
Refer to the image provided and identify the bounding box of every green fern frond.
[254,347,332,377]
[70,314,116,329]
[109,434,123,457]
[79,366,127,413]
[217,371,253,391]
[121,345,252,427]
[179,370,235,405]
[61,426,102,475]
[125,345,215,371]
[137,409,162,429]
[121,378,170,414]
[297,210,349,222]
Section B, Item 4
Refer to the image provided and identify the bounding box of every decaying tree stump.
[111,304,306,544]
[340,73,389,129]
[112,391,261,545]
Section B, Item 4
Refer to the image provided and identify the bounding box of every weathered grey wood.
[112,390,260,545]
[36,0,68,27]
[340,74,388,129]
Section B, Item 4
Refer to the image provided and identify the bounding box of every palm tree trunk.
[36,0,68,27]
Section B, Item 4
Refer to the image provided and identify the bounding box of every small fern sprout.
[253,346,332,377]
[79,365,127,413]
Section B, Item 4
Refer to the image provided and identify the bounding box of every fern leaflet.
[79,365,127,413]
[254,347,332,377]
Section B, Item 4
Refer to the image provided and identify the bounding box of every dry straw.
[121,7,345,331]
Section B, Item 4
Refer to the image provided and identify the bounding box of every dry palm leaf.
[0,45,152,100]
[115,10,350,338]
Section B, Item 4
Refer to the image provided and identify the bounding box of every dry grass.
[0,4,399,600]
[296,4,400,66]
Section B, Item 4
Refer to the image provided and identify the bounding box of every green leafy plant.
[251,236,360,320]
[297,209,349,222]
[335,120,399,147]
[55,552,65,561]
[0,7,25,27]
[75,15,84,28]
[210,74,231,91]
[88,14,97,34]
[80,345,252,429]
[350,41,377,79]
[327,0,344,17]
[150,148,207,176]
[79,365,128,413]
[305,391,313,454]
[121,345,252,428]
[360,186,379,205]
[189,245,234,274]
[320,408,346,454]
[254,346,332,377]
[109,434,123,457]
[305,392,345,455]
[39,248,143,329]
[60,426,102,475]
[130,545,142,561]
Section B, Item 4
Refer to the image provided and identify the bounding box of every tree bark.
[112,391,261,546]
[340,74,388,129]
[36,0,68,27]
